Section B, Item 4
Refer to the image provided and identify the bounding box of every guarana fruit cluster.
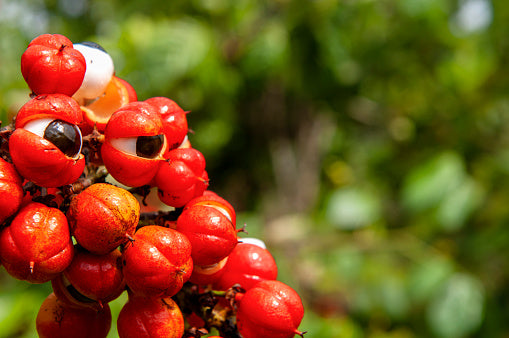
[0,33,306,337]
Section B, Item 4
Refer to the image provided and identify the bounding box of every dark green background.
[1,0,508,337]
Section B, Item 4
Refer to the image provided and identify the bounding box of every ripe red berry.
[0,158,24,224]
[154,147,208,208]
[117,294,184,338]
[0,202,74,283]
[176,203,237,266]
[122,225,193,298]
[235,280,305,338]
[101,102,167,187]
[144,96,188,152]
[9,94,85,187]
[186,190,237,228]
[36,292,111,338]
[62,246,125,306]
[212,240,278,291]
[66,183,140,255]
[21,34,86,96]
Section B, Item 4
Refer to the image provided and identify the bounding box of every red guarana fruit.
[21,33,86,96]
[66,183,140,255]
[235,280,306,338]
[144,96,188,153]
[62,246,125,306]
[101,101,167,187]
[117,294,184,338]
[36,292,111,338]
[211,241,278,291]
[122,225,193,298]
[0,202,74,283]
[9,94,85,187]
[0,158,24,224]
[186,190,237,228]
[176,203,237,267]
[154,147,208,208]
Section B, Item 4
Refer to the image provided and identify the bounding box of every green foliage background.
[1,0,509,337]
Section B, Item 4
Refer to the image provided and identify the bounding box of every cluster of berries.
[0,33,306,337]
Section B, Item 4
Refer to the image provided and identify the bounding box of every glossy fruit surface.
[236,280,305,338]
[101,102,166,187]
[0,202,74,283]
[154,147,208,207]
[67,183,140,255]
[122,225,193,298]
[63,246,125,305]
[176,204,237,266]
[144,96,188,153]
[212,241,277,291]
[36,292,111,338]
[185,191,236,228]
[117,294,184,338]
[0,158,24,224]
[9,94,85,187]
[21,33,86,96]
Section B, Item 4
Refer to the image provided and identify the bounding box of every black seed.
[136,134,164,159]
[43,120,82,158]
[77,41,107,53]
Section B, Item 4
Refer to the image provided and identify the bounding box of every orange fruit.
[80,75,131,132]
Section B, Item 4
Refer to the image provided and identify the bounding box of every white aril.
[239,237,267,249]
[73,42,114,102]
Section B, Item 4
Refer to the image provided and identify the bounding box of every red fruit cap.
[15,94,83,129]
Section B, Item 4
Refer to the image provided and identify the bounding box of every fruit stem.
[236,223,248,234]
[295,329,308,337]
[59,44,67,52]
[125,233,135,244]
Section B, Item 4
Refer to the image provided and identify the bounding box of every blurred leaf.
[427,273,485,338]
[408,257,454,302]
[326,187,382,230]
[436,177,485,231]
[401,152,465,212]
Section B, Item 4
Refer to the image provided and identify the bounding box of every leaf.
[401,151,465,212]
[427,273,485,338]
[326,187,382,230]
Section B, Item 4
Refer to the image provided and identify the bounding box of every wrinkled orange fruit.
[80,75,131,132]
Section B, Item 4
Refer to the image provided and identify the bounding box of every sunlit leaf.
[427,273,485,338]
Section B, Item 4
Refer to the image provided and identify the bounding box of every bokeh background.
[1,0,509,337]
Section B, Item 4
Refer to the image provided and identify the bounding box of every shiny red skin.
[0,158,23,224]
[0,202,74,283]
[236,280,305,338]
[64,246,125,304]
[122,225,193,298]
[144,97,188,152]
[154,148,207,208]
[117,77,138,102]
[21,34,86,96]
[36,292,111,338]
[117,294,184,338]
[51,273,105,311]
[101,101,166,187]
[176,204,237,266]
[9,129,86,187]
[15,93,83,128]
[66,183,140,255]
[10,94,85,187]
[185,191,236,227]
[188,256,228,286]
[212,243,278,291]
